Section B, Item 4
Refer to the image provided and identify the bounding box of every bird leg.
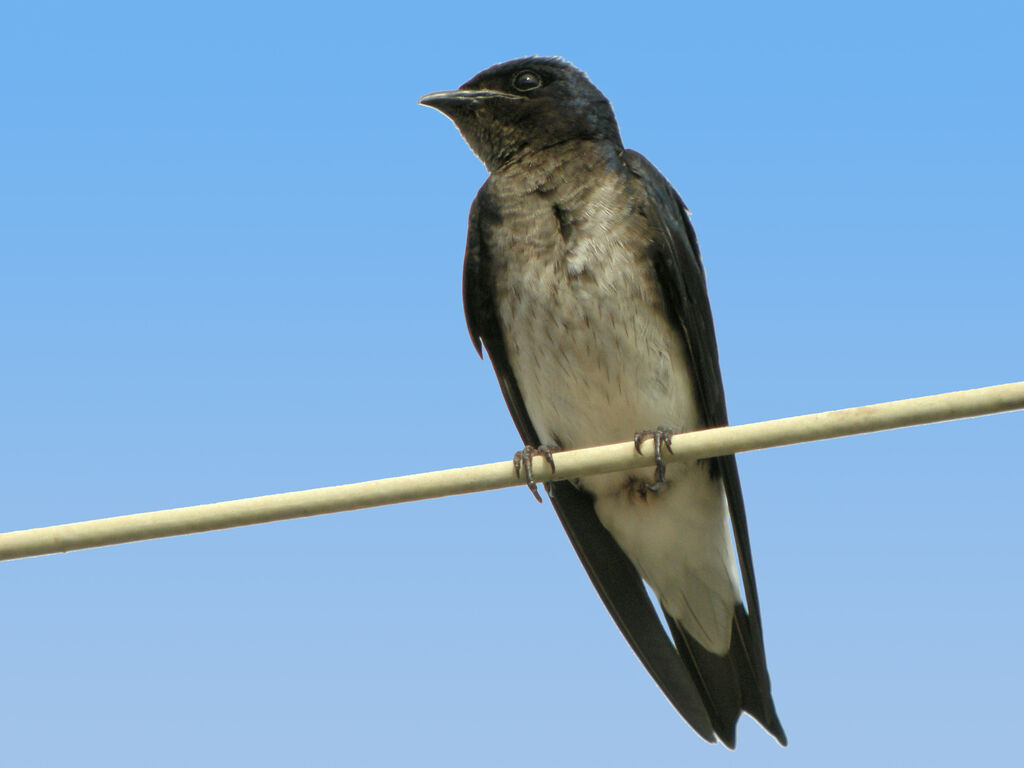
[513,445,557,503]
[633,426,676,492]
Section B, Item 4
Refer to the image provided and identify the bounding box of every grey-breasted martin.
[420,57,785,748]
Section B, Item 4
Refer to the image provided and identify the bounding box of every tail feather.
[666,603,787,748]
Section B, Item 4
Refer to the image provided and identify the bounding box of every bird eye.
[512,70,542,92]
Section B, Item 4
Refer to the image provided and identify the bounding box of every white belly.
[495,222,742,653]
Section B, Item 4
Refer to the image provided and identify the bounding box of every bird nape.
[420,56,786,748]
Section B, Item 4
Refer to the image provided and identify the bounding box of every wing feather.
[621,150,785,742]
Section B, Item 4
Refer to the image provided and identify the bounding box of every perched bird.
[420,57,785,748]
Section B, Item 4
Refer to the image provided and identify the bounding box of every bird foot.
[633,426,676,492]
[513,445,557,503]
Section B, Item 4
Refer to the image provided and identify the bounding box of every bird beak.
[418,89,524,112]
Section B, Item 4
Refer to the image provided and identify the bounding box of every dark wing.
[621,149,786,744]
[462,188,717,742]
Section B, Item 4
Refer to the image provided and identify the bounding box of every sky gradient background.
[3,1,1022,765]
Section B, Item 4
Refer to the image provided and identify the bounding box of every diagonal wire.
[1,381,1022,562]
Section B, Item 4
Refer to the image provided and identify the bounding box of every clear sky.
[2,1,1022,765]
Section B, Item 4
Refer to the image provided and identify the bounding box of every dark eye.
[512,70,542,92]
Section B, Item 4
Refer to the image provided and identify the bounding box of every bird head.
[419,57,623,172]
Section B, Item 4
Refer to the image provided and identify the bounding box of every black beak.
[418,89,524,113]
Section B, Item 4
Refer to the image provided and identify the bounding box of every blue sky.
[2,1,1022,765]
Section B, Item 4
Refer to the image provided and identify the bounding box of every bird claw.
[513,445,557,503]
[633,426,676,492]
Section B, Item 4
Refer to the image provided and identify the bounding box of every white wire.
[1,381,1022,562]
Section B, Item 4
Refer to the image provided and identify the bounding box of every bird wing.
[620,149,784,742]
[462,188,717,741]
